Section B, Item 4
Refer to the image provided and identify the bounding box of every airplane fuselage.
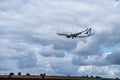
[56,28,94,39]
[57,32,77,39]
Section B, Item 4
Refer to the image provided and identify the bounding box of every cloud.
[0,0,120,78]
[15,53,38,69]
[40,45,65,57]
[0,57,17,71]
[72,53,109,66]
[36,55,79,75]
[106,48,120,65]
[72,27,120,66]
[78,65,120,77]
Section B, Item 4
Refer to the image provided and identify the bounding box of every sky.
[0,0,120,78]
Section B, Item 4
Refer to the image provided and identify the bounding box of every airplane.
[56,28,94,39]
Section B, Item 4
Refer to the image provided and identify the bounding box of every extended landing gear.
[72,36,76,39]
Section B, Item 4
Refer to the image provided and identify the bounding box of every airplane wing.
[73,29,87,36]
[77,33,95,38]
[56,33,69,36]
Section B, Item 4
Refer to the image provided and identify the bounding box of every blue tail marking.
[84,28,92,34]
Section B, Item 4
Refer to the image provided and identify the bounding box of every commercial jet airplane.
[56,28,94,39]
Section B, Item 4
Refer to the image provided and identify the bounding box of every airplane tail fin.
[84,28,92,34]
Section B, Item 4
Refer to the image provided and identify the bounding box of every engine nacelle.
[66,36,71,38]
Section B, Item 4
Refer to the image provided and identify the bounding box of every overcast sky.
[0,0,120,78]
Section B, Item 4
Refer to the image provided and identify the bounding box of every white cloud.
[78,65,120,78]
[0,0,120,77]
